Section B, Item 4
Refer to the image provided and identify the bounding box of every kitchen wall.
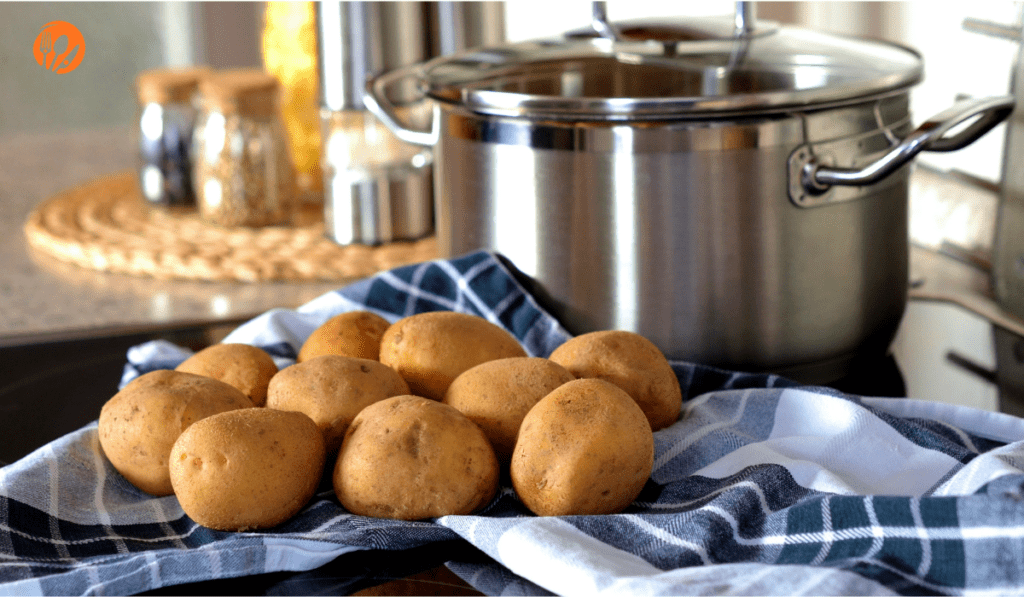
[0,2,261,137]
[0,2,168,136]
[898,2,1019,183]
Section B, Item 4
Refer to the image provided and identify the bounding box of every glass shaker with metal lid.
[315,1,505,246]
[192,69,297,227]
[135,67,209,208]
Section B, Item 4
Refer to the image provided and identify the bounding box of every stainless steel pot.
[365,10,1013,383]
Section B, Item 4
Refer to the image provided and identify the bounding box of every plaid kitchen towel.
[4,250,1024,596]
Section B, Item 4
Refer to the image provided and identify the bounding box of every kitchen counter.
[0,128,346,345]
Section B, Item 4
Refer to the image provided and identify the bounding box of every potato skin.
[548,330,682,431]
[379,312,527,400]
[170,408,326,531]
[298,311,390,362]
[334,395,499,520]
[266,355,410,456]
[98,370,254,496]
[443,357,574,463]
[511,378,654,516]
[175,343,278,407]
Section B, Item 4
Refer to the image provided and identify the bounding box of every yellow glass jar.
[261,1,322,205]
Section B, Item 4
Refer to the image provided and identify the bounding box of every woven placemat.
[23,170,437,282]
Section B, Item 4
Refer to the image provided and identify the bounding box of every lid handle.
[735,2,756,37]
[591,2,619,41]
[593,1,757,39]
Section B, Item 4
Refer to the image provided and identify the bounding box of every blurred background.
[0,1,1019,183]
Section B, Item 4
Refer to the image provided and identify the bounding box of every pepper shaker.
[192,69,297,227]
[135,67,209,208]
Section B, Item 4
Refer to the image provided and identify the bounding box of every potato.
[170,408,326,531]
[443,357,574,462]
[379,311,527,400]
[511,378,654,516]
[175,343,278,407]
[98,370,253,496]
[266,355,410,455]
[334,395,499,520]
[298,311,390,362]
[548,330,682,431]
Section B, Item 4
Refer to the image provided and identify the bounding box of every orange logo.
[33,21,85,74]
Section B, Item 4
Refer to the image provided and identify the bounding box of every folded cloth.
[4,251,1024,596]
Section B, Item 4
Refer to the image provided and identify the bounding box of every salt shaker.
[135,67,208,207]
[192,69,297,227]
[315,1,505,245]
[316,1,434,246]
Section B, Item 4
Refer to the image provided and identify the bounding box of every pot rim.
[426,83,920,122]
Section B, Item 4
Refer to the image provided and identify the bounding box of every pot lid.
[416,16,923,120]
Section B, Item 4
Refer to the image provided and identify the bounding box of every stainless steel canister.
[316,1,504,246]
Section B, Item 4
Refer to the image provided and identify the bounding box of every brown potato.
[266,355,410,455]
[443,357,574,462]
[511,378,654,516]
[170,408,326,531]
[379,311,527,400]
[298,311,390,362]
[175,343,278,407]
[98,370,253,496]
[334,395,499,520]
[548,330,682,431]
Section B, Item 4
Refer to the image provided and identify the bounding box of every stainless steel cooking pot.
[365,10,1014,383]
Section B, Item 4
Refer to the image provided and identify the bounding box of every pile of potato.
[97,310,682,531]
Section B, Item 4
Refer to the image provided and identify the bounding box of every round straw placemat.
[23,171,437,282]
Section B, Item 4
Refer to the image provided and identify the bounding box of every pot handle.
[362,64,439,147]
[797,95,1014,196]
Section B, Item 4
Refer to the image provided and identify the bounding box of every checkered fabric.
[3,251,1024,596]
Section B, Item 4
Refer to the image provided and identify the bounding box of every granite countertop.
[0,128,347,345]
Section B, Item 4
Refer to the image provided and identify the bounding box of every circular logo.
[33,21,85,74]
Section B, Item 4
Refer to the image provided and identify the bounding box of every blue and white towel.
[3,251,1024,596]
